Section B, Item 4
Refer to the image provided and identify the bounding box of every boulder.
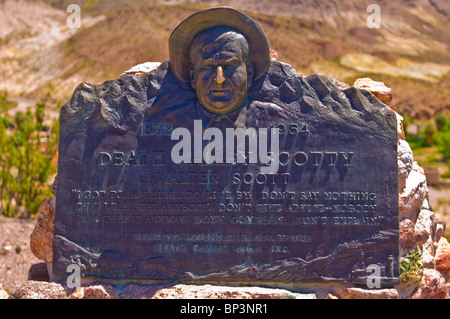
[399,219,417,253]
[337,287,399,299]
[119,284,172,299]
[121,62,161,76]
[30,197,55,263]
[415,209,436,245]
[436,237,450,272]
[0,284,9,299]
[353,77,396,111]
[11,281,67,299]
[269,49,278,61]
[151,284,301,299]
[411,269,447,299]
[398,139,414,190]
[399,162,428,218]
[353,78,406,140]
[68,285,116,299]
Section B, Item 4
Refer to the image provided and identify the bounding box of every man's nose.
[215,66,225,85]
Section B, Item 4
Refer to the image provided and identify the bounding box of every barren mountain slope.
[0,0,104,100]
[1,0,449,118]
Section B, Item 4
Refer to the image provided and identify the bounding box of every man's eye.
[201,64,215,69]
[224,62,239,69]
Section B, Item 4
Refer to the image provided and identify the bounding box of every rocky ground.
[0,215,40,295]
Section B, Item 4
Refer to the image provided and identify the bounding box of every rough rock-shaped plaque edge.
[54,60,399,284]
[59,60,397,141]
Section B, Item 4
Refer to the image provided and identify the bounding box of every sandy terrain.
[0,215,40,294]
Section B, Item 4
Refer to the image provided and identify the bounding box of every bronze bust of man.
[169,7,270,115]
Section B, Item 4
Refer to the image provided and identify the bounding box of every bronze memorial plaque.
[53,7,399,285]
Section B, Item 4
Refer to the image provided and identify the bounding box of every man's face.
[189,31,253,114]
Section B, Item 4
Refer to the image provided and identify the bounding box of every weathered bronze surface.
[53,7,399,285]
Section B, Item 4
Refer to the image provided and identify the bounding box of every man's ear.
[246,62,254,88]
[189,64,196,89]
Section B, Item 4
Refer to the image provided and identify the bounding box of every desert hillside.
[0,0,449,118]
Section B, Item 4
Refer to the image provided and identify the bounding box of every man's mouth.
[209,88,231,96]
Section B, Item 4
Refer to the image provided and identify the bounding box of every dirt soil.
[0,215,41,294]
[428,187,450,238]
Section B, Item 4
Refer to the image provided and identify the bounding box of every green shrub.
[435,117,450,158]
[400,247,423,283]
[443,160,450,179]
[435,117,450,177]
[424,122,436,146]
[435,113,447,132]
[0,92,17,112]
[0,95,59,217]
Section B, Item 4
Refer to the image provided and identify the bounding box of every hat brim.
[169,7,270,83]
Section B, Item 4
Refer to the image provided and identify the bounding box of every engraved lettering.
[309,151,322,167]
[293,151,307,166]
[230,215,287,225]
[194,215,226,224]
[154,243,187,253]
[193,244,227,253]
[339,152,353,167]
[151,151,165,166]
[143,215,187,224]
[113,152,124,166]
[235,245,262,254]
[232,173,290,185]
[139,122,174,136]
[97,151,154,167]
[324,152,338,166]
[99,152,111,166]
[270,245,290,253]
